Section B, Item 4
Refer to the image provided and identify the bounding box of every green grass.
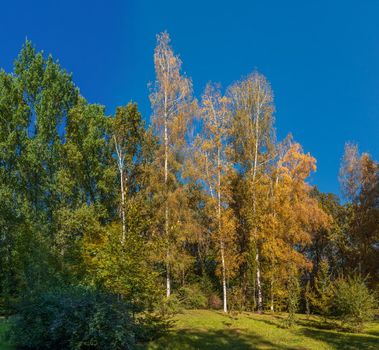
[138,310,379,350]
[1,311,378,349]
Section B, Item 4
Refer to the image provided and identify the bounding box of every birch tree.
[112,103,145,242]
[190,83,237,312]
[228,72,275,312]
[339,143,379,279]
[150,32,192,298]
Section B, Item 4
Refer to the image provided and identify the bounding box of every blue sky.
[1,0,378,196]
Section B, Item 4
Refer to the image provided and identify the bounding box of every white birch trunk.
[217,147,227,313]
[270,276,274,312]
[114,136,126,243]
[120,169,126,243]
[164,95,171,298]
[252,95,263,313]
[166,249,171,298]
[221,240,227,313]
[256,251,263,312]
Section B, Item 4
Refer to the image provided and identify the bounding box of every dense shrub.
[8,286,167,349]
[158,294,183,316]
[178,284,207,309]
[136,312,173,342]
[332,275,376,332]
[157,284,208,314]
[208,293,222,310]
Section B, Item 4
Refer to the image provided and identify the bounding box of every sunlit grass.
[138,309,379,350]
[1,310,378,349]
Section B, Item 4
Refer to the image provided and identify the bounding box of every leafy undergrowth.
[0,320,13,350]
[137,310,379,350]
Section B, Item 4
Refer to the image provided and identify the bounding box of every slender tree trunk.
[164,107,171,298]
[221,240,227,313]
[270,276,274,312]
[252,100,263,313]
[251,267,256,310]
[270,175,279,313]
[166,250,171,298]
[114,136,127,243]
[252,208,262,312]
[256,251,263,312]
[217,147,227,313]
[120,170,126,243]
[205,153,214,198]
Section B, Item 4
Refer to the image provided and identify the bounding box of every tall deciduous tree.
[266,141,330,311]
[339,143,379,283]
[150,32,193,297]
[112,103,145,242]
[228,72,275,312]
[193,83,237,312]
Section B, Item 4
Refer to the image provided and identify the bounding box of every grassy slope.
[1,310,378,349]
[139,310,379,350]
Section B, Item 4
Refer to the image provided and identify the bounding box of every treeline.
[0,33,378,343]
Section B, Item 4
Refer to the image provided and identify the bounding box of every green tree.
[83,197,160,309]
[309,260,334,319]
[112,103,145,242]
[285,270,300,328]
[1,40,80,298]
[332,275,376,332]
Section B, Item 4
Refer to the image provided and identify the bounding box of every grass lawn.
[1,310,378,349]
[138,309,379,350]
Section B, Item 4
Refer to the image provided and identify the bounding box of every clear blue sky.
[1,0,378,196]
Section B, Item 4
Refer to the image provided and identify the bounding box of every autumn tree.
[191,83,238,312]
[339,143,379,284]
[1,33,378,340]
[307,188,347,277]
[228,72,275,312]
[150,32,193,297]
[265,141,330,312]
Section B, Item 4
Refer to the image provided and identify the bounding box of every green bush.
[332,275,376,332]
[8,286,167,349]
[158,294,183,316]
[135,312,173,342]
[178,284,207,309]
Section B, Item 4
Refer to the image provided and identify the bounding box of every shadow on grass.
[296,318,340,331]
[367,329,379,337]
[299,328,379,350]
[245,315,379,350]
[139,328,304,350]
